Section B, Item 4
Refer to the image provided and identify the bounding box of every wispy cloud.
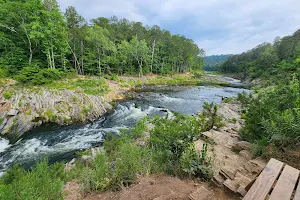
[58,0,300,55]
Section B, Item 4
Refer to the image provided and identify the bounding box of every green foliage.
[180,143,212,178]
[229,118,237,123]
[0,0,205,80]
[240,77,300,157]
[15,66,63,85]
[0,159,65,200]
[2,91,12,100]
[75,153,110,193]
[148,114,212,177]
[223,97,234,103]
[150,114,200,160]
[198,102,224,131]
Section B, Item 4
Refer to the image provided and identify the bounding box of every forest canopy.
[0,0,205,84]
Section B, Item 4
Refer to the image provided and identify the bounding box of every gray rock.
[7,109,19,116]
[0,117,8,131]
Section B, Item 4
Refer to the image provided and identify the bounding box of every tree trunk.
[150,39,156,73]
[97,47,101,75]
[23,25,33,65]
[61,54,66,71]
[47,49,52,68]
[51,45,55,69]
[81,40,84,75]
[73,41,78,73]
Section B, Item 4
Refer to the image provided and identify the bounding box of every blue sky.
[57,0,300,56]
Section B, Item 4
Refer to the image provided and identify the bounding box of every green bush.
[112,143,146,188]
[76,153,110,193]
[240,76,300,156]
[198,102,224,131]
[180,143,212,178]
[15,66,63,85]
[2,91,12,100]
[0,159,65,200]
[0,67,9,78]
[150,114,200,160]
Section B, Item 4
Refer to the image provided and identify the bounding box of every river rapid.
[0,79,249,176]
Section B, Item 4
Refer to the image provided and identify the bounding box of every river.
[0,79,249,176]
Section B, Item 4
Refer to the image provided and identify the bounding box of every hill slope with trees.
[203,54,232,71]
[220,29,300,82]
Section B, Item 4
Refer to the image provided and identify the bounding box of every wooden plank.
[269,165,300,200]
[294,177,300,200]
[243,158,284,200]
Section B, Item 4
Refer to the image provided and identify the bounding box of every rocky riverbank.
[0,87,112,141]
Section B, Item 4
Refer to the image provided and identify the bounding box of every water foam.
[0,138,11,153]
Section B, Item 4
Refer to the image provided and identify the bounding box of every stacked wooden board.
[243,158,300,200]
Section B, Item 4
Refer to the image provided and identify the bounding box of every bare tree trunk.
[97,47,101,75]
[47,49,52,68]
[22,21,33,65]
[81,40,84,75]
[150,39,156,73]
[51,45,55,69]
[73,41,78,73]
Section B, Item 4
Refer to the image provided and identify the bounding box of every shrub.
[240,76,300,157]
[180,143,212,179]
[15,66,63,85]
[111,143,146,188]
[0,159,65,200]
[76,153,110,193]
[150,114,200,160]
[0,67,9,78]
[199,102,224,131]
[2,91,12,100]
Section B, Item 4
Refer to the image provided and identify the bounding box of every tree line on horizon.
[220,29,300,80]
[0,0,205,84]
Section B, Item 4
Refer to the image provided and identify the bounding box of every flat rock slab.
[220,166,237,180]
[213,174,226,186]
[244,159,266,175]
[189,186,216,200]
[7,109,19,116]
[239,150,252,160]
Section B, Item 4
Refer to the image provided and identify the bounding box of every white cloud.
[57,0,300,55]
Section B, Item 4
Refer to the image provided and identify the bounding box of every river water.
[0,80,249,175]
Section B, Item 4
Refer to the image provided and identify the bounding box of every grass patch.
[45,78,109,96]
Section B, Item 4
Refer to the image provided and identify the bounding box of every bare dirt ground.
[83,175,239,200]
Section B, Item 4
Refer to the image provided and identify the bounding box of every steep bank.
[0,87,112,141]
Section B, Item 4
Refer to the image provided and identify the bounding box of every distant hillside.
[220,29,300,80]
[204,54,233,71]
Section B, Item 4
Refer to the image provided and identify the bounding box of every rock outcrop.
[0,88,112,140]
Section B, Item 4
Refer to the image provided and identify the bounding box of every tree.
[85,25,116,74]
[65,6,86,73]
